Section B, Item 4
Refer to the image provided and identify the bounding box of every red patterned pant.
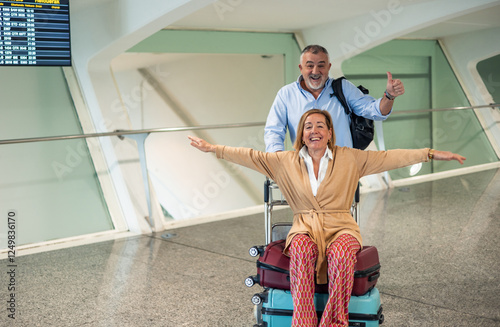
[289,233,360,327]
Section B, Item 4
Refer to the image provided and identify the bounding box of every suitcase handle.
[368,272,380,282]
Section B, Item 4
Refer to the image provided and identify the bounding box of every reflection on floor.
[1,168,499,326]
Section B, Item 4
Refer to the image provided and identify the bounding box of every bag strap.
[330,76,351,116]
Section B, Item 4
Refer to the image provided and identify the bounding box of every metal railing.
[0,122,266,145]
[0,103,497,146]
[0,103,497,229]
[390,103,499,115]
[0,121,266,230]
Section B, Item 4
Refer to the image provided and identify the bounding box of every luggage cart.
[263,178,289,245]
[249,178,383,327]
[263,177,360,245]
[247,178,361,275]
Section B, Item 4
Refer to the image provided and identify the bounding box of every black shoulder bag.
[330,77,374,150]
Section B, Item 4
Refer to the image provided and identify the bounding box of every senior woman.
[188,109,465,327]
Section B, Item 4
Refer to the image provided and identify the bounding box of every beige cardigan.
[216,145,429,284]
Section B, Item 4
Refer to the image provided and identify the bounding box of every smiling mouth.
[310,75,321,82]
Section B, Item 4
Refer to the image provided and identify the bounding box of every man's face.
[299,51,331,92]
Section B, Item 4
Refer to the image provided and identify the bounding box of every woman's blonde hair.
[293,109,336,152]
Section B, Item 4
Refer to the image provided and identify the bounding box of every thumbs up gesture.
[386,72,405,99]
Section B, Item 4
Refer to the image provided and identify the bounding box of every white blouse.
[299,146,333,196]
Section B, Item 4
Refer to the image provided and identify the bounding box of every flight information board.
[0,0,70,66]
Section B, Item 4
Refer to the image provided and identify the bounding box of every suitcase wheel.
[249,246,264,257]
[245,275,259,287]
[251,293,263,305]
[379,313,384,324]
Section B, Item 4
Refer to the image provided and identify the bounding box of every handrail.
[391,103,499,115]
[0,103,497,146]
[0,121,265,145]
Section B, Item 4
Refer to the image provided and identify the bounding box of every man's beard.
[305,74,326,90]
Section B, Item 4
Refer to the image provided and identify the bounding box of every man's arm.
[264,92,288,152]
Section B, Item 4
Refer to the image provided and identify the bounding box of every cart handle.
[264,179,270,203]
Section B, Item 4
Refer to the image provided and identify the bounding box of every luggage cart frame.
[263,177,360,245]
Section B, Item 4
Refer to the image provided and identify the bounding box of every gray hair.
[300,45,330,62]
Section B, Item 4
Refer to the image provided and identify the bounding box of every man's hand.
[386,72,405,98]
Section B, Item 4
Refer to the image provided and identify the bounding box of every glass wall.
[342,40,498,180]
[0,67,113,248]
[117,31,301,219]
[477,54,500,104]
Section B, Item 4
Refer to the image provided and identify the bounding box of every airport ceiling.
[72,0,500,39]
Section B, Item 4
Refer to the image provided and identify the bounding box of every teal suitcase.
[252,287,384,327]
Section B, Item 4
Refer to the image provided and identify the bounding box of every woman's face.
[302,113,332,152]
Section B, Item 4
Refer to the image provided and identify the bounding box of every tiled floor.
[1,168,499,326]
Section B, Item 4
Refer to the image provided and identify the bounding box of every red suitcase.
[352,244,381,296]
[246,239,380,296]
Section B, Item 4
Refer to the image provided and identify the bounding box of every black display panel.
[0,0,70,66]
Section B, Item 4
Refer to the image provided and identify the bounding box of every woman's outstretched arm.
[354,148,466,178]
[187,135,282,181]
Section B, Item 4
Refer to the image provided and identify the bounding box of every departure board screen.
[0,0,70,66]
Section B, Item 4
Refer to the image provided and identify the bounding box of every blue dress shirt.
[264,76,390,152]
